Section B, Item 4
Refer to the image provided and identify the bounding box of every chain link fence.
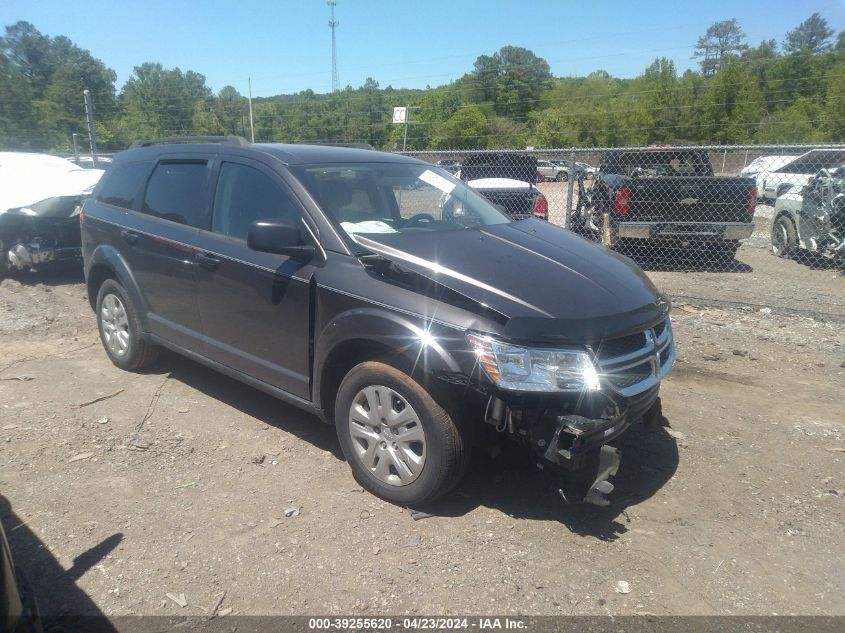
[402,145,845,318]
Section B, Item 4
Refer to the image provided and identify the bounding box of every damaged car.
[772,165,845,266]
[82,138,674,507]
[0,152,103,276]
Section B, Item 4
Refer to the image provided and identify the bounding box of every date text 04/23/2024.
[307,617,527,630]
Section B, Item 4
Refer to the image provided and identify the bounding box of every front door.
[194,159,313,399]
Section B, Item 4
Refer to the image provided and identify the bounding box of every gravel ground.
[1,231,843,621]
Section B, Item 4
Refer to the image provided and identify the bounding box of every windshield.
[290,162,511,250]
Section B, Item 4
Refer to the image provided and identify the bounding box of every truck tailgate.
[627,177,754,223]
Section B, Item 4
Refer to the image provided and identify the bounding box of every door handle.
[195,252,220,271]
[120,229,139,245]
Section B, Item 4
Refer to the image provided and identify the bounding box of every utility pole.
[247,77,255,143]
[83,89,98,168]
[328,0,339,92]
[401,105,420,152]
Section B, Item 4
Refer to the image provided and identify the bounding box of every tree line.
[0,14,842,153]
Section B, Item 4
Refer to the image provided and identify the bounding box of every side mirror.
[247,219,316,260]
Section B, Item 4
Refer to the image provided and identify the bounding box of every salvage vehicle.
[458,152,549,221]
[82,137,674,507]
[740,154,797,186]
[578,147,757,262]
[771,166,845,265]
[0,153,103,275]
[756,149,845,202]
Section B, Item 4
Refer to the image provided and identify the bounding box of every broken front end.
[466,316,674,506]
[799,172,845,263]
[0,196,84,274]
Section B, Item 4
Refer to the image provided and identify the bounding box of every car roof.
[114,141,428,167]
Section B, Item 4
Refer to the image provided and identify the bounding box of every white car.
[0,152,104,273]
[740,155,797,180]
[756,149,845,201]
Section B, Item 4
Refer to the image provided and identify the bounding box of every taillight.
[79,207,85,226]
[613,186,632,215]
[747,186,757,215]
[533,193,548,219]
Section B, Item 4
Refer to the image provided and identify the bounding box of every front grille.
[589,317,675,397]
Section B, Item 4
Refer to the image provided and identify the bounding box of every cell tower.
[328,0,339,92]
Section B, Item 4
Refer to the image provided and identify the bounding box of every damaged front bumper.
[0,200,84,273]
[484,385,662,506]
[6,241,82,271]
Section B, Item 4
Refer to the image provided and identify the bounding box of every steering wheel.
[402,213,436,228]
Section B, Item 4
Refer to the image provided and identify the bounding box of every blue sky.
[2,0,843,98]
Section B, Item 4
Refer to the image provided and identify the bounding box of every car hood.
[0,153,103,214]
[354,219,667,342]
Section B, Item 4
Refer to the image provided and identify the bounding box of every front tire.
[334,361,468,507]
[96,279,159,371]
[771,215,797,258]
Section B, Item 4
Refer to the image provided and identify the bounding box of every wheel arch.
[313,307,462,424]
[87,245,150,332]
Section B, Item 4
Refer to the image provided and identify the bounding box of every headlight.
[466,333,600,392]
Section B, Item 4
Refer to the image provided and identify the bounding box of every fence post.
[720,149,727,175]
[72,133,80,165]
[564,147,576,229]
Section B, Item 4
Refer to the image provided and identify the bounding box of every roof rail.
[300,142,375,151]
[128,135,250,149]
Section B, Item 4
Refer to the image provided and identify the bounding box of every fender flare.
[312,306,462,418]
[87,244,151,332]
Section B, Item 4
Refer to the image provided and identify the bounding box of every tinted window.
[142,161,208,226]
[212,163,300,240]
[95,162,152,209]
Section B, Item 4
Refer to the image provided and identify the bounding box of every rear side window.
[142,161,208,226]
[95,162,151,209]
[212,162,300,240]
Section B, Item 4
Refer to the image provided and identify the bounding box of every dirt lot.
[1,230,843,620]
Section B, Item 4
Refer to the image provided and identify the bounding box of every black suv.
[82,137,675,507]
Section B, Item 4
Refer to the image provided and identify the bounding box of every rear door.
[194,158,314,399]
[125,157,210,351]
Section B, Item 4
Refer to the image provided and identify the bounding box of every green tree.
[693,19,748,76]
[118,63,212,139]
[784,13,834,54]
[466,46,552,118]
[435,105,488,149]
[215,85,246,135]
[0,21,116,150]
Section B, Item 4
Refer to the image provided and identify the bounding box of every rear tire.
[771,215,797,258]
[335,361,468,507]
[96,279,159,371]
